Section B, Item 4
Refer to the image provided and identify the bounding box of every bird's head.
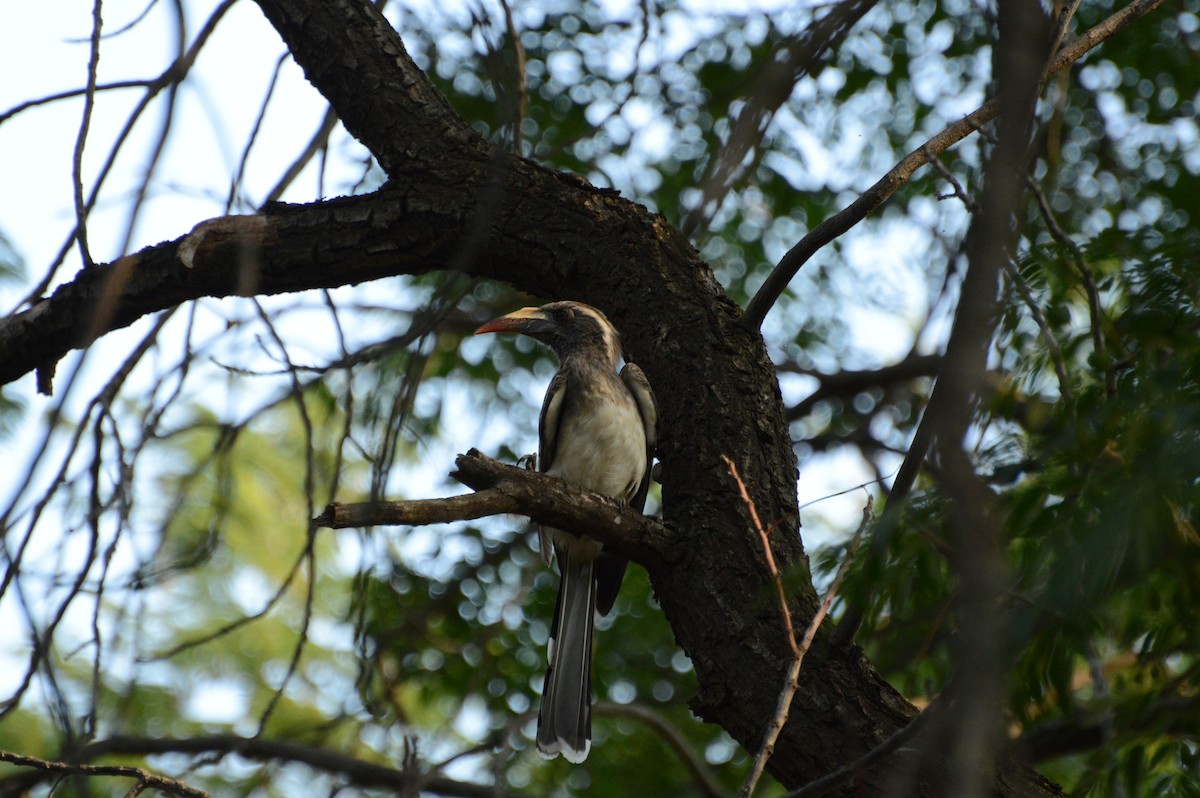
[475,301,623,368]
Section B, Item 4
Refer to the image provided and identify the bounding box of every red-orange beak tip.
[473,319,507,335]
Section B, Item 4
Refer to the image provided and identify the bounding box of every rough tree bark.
[0,0,1103,794]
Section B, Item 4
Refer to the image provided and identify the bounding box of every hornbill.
[475,301,658,763]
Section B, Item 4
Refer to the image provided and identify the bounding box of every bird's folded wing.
[620,362,658,513]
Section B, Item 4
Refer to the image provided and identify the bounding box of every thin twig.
[228,53,290,213]
[921,142,1074,401]
[723,456,795,798]
[0,749,211,798]
[0,81,153,125]
[724,456,873,798]
[114,2,185,259]
[1049,0,1084,56]
[496,0,527,155]
[723,457,796,655]
[11,0,239,315]
[922,146,978,212]
[594,703,728,798]
[1022,172,1114,394]
[830,404,934,649]
[73,0,105,269]
[1000,257,1074,400]
[744,494,868,792]
[78,733,522,798]
[802,496,871,657]
[263,107,341,203]
[247,298,320,735]
[681,0,878,237]
[783,698,932,798]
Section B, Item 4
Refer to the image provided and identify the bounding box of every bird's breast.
[546,390,646,502]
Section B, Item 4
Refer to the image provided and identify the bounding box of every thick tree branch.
[314,449,671,566]
[742,0,1170,329]
[0,158,674,389]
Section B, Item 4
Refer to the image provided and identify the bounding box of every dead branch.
[313,449,670,566]
[0,749,210,798]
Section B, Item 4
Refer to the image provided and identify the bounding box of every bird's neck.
[556,343,620,373]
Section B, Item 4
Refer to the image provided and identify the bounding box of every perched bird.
[475,301,657,763]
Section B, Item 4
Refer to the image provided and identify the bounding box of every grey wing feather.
[620,362,658,513]
[538,370,570,474]
[537,370,570,564]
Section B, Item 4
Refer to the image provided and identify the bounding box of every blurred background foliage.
[1,0,1198,796]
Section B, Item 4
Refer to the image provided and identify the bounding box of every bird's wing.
[536,369,570,564]
[538,369,570,474]
[620,362,658,513]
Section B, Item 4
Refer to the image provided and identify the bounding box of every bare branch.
[0,81,154,125]
[72,0,105,269]
[0,749,211,798]
[315,490,522,529]
[13,0,240,314]
[316,449,670,565]
[496,0,528,155]
[742,0,1171,329]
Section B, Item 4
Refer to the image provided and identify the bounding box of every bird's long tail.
[537,547,595,763]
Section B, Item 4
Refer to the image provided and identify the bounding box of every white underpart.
[545,386,645,558]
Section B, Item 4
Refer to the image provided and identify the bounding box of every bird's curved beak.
[474,306,551,335]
